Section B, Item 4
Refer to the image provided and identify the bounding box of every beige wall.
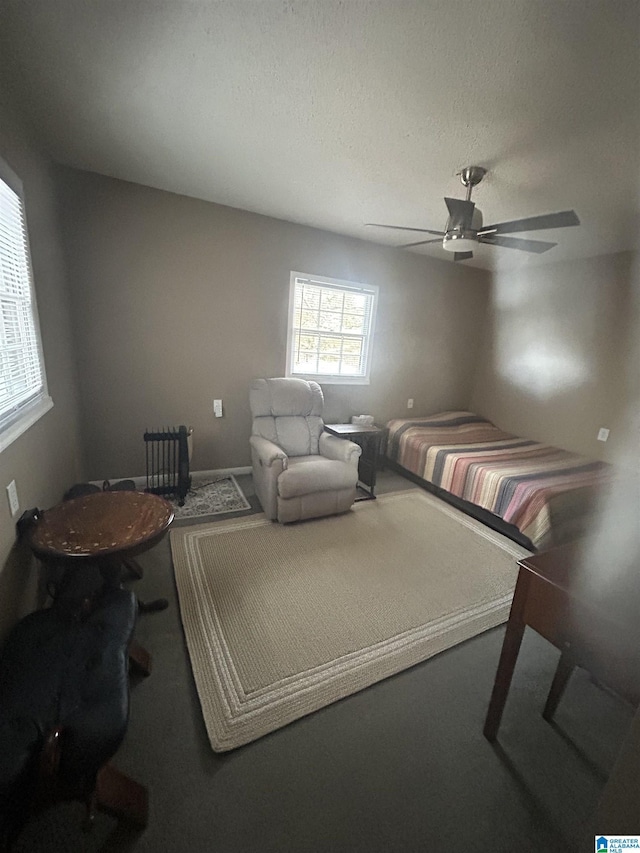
[0,97,84,636]
[56,167,490,480]
[472,249,639,819]
[471,251,635,462]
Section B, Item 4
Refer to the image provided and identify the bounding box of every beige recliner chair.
[249,377,362,523]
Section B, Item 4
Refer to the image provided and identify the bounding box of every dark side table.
[324,423,386,500]
[29,490,174,675]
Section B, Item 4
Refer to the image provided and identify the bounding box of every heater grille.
[144,425,191,506]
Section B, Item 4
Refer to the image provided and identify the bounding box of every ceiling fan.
[366,166,580,261]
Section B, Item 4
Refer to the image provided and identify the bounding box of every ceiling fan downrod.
[457,165,487,201]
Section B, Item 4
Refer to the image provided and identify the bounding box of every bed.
[385,411,614,550]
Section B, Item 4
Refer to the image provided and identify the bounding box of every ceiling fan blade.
[398,237,444,249]
[479,235,557,253]
[454,251,474,262]
[365,223,445,236]
[478,209,579,236]
[444,197,475,225]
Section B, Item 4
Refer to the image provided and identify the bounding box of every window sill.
[287,374,371,386]
[0,396,54,453]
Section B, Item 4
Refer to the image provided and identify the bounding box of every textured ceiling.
[0,0,638,270]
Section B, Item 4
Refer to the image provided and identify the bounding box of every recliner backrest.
[250,378,324,456]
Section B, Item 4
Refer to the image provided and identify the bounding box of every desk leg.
[542,650,575,722]
[95,763,149,830]
[483,570,530,742]
[122,558,144,580]
[129,640,152,677]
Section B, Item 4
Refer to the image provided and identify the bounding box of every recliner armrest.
[319,432,362,465]
[249,435,289,468]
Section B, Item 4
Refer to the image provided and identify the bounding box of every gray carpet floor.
[15,471,633,852]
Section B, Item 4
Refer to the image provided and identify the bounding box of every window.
[0,158,52,452]
[286,272,378,385]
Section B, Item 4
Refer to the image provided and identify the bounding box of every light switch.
[213,399,223,418]
[6,480,19,517]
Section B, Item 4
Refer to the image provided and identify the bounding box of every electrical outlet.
[407,398,414,409]
[213,398,223,418]
[6,480,19,517]
[597,427,610,442]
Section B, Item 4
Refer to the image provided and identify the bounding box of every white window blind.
[0,165,51,448]
[286,272,378,384]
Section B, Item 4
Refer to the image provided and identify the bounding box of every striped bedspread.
[386,411,613,549]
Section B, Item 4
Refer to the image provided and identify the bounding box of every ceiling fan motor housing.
[443,207,482,252]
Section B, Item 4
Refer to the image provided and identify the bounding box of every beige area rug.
[170,489,531,751]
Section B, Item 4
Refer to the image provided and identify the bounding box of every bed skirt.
[385,458,535,551]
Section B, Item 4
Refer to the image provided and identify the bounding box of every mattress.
[386,411,614,549]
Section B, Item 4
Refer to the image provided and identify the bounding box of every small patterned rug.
[170,475,251,520]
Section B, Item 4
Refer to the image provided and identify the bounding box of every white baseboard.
[90,466,252,489]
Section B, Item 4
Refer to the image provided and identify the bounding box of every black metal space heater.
[144,425,192,506]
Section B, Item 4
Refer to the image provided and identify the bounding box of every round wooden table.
[30,490,174,565]
[30,491,174,672]
[30,491,173,612]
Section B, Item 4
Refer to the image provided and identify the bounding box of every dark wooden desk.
[324,423,386,500]
[29,490,174,674]
[484,543,640,741]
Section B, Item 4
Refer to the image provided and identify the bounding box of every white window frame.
[286,271,378,385]
[0,156,53,453]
